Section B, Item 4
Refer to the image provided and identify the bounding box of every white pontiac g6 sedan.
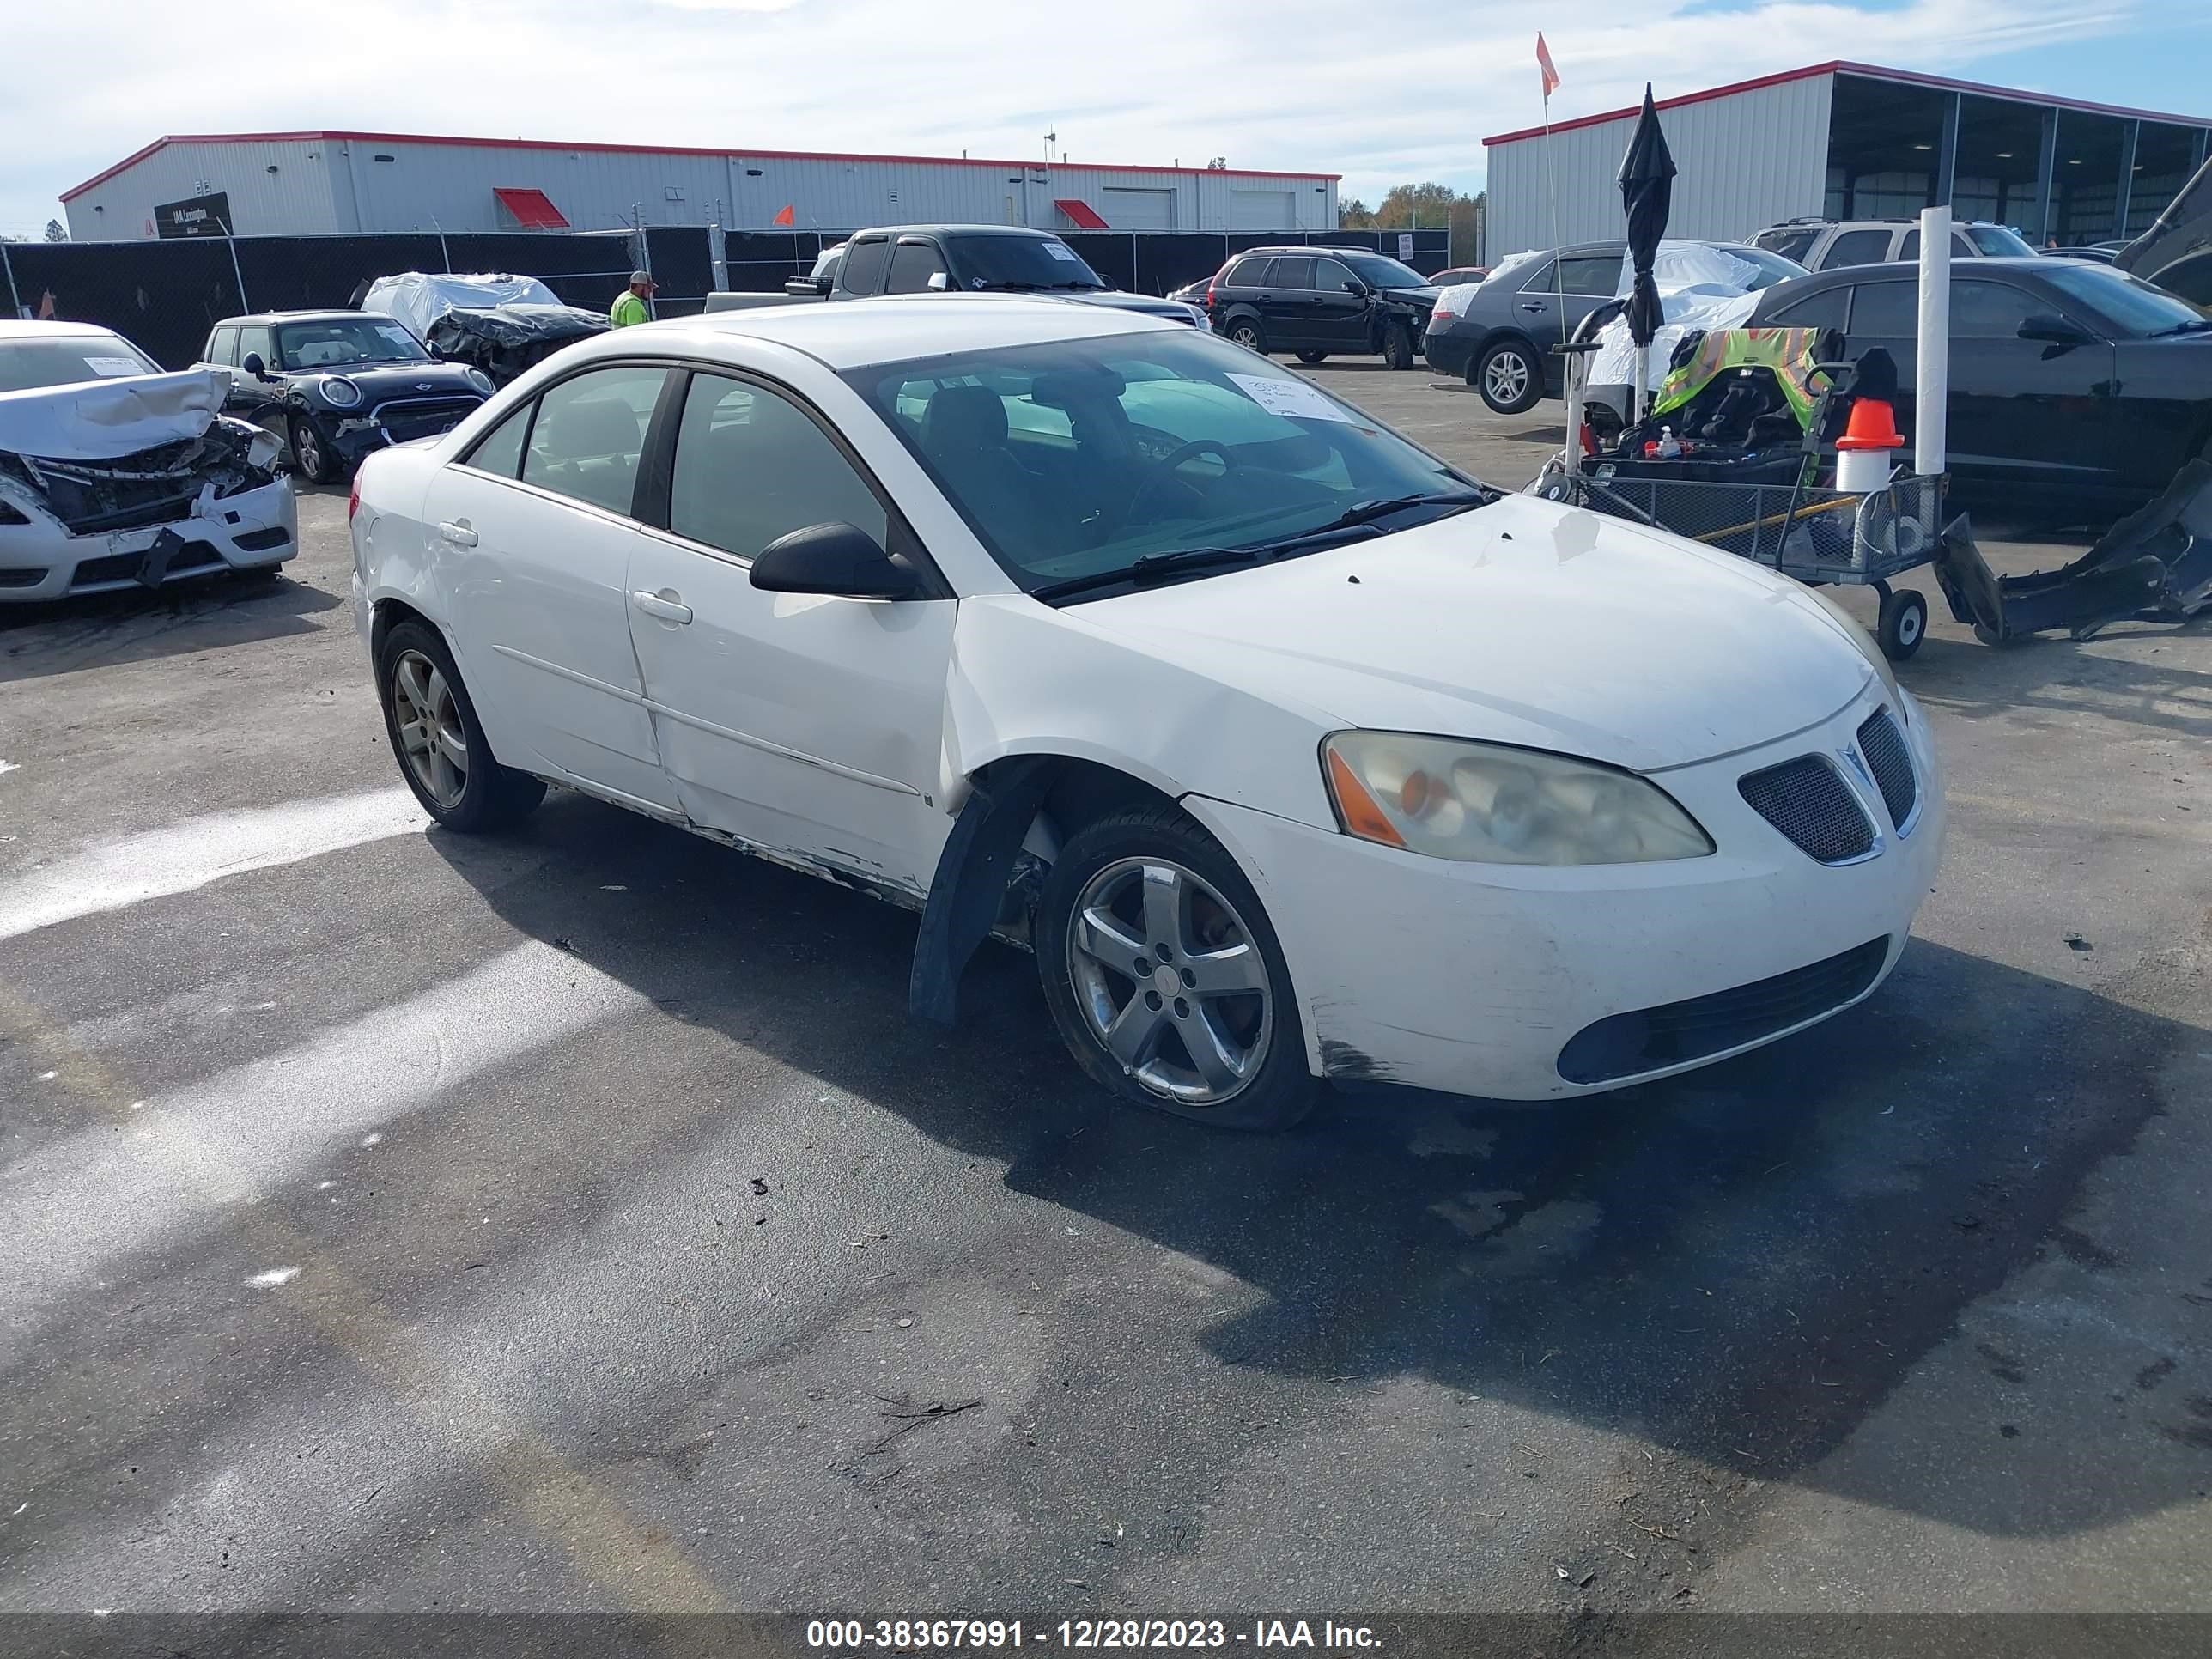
[349,295,1942,1130]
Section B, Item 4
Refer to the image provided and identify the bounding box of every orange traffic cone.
[1834,394,1904,491]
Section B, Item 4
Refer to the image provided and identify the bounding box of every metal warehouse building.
[1485,61,2212,257]
[60,132,1339,243]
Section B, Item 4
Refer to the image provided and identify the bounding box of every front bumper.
[326,398,484,465]
[0,477,298,603]
[1186,684,1944,1100]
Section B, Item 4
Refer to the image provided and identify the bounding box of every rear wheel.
[1035,807,1322,1132]
[1295,349,1328,365]
[1475,338,1541,413]
[289,415,340,485]
[375,618,545,832]
[1226,317,1268,355]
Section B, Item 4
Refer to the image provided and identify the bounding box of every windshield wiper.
[2150,319,2212,337]
[1314,488,1493,531]
[1030,545,1261,600]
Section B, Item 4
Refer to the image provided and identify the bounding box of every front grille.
[69,540,222,588]
[1856,708,1917,830]
[1557,936,1892,1085]
[233,526,291,553]
[1740,756,1874,863]
[373,397,480,441]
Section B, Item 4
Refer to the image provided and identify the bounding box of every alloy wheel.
[1066,857,1273,1106]
[1485,350,1530,406]
[390,648,469,809]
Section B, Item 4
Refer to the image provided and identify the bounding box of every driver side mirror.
[2017,313,2093,347]
[749,521,927,601]
[785,275,831,297]
[1346,277,1371,298]
[241,352,270,379]
[927,271,950,291]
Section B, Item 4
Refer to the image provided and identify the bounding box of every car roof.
[847,223,1060,240]
[211,310,373,326]
[0,319,137,341]
[592,293,1180,371]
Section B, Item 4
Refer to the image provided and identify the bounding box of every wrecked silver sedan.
[0,322,295,603]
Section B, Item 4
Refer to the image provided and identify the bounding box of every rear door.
[1817,228,1893,271]
[624,367,956,890]
[427,362,684,811]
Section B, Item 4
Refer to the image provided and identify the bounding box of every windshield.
[948,235,1108,292]
[1340,252,1429,289]
[1725,246,1813,289]
[1969,224,2037,257]
[2038,264,2210,337]
[847,328,1479,596]
[0,332,161,392]
[274,318,431,369]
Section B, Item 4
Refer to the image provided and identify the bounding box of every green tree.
[1340,197,1376,229]
[43,219,68,243]
[1351,183,1487,268]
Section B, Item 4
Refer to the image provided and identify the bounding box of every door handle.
[1519,301,1547,313]
[438,520,478,546]
[631,589,693,624]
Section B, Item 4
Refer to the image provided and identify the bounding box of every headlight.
[1322,732,1713,865]
[465,368,495,396]
[1802,585,1899,705]
[321,375,363,409]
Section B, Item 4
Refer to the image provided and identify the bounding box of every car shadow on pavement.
[416,790,2209,1549]
[0,573,341,684]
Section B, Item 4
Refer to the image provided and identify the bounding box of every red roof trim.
[1054,197,1110,229]
[493,185,570,229]
[1481,60,2212,148]
[62,131,1340,202]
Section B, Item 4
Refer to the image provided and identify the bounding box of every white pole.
[1915,204,1949,476]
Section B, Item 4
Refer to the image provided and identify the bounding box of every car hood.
[1059,290,1202,319]
[293,361,482,397]
[1064,492,1874,772]
[0,369,224,460]
[1384,284,1442,307]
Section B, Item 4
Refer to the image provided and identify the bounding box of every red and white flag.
[1536,33,1561,99]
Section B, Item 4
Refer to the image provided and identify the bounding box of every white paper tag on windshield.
[1227,372,1362,426]
[83,357,147,378]
[1044,241,1079,261]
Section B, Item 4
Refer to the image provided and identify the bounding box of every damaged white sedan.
[0,322,295,601]
[350,296,1942,1129]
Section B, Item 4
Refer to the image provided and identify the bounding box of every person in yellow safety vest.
[610,270,656,328]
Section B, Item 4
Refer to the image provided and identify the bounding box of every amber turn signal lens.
[1327,748,1407,847]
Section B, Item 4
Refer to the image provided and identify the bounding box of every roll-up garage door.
[1231,189,1294,230]
[1100,186,1176,228]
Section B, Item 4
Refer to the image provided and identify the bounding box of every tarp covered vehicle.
[359,273,608,386]
[0,323,296,603]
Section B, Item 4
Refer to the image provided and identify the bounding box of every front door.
[624,368,956,892]
[1309,257,1372,352]
[430,362,684,813]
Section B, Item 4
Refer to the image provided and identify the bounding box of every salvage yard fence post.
[1,241,21,321]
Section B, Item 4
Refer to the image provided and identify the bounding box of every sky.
[5,0,2209,237]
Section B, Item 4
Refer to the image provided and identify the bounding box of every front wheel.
[1382,323,1416,372]
[1295,349,1328,365]
[1225,317,1268,355]
[1475,338,1542,413]
[375,618,546,832]
[1035,806,1322,1132]
[289,414,341,485]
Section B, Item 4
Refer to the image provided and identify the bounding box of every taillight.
[1431,305,1455,325]
[1206,279,1217,306]
[347,477,362,521]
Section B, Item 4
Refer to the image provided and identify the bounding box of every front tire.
[1382,323,1415,372]
[289,414,341,485]
[1295,349,1328,365]
[1475,338,1542,413]
[1225,317,1268,355]
[375,618,545,832]
[1034,806,1322,1132]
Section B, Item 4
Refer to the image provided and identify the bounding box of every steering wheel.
[1127,438,1236,523]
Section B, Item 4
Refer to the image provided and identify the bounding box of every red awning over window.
[493,187,569,229]
[1054,198,1109,229]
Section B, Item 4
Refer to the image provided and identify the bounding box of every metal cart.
[1570,465,1945,660]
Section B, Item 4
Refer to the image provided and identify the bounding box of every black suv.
[1204,246,1440,368]
[197,311,489,483]
[825,225,1206,325]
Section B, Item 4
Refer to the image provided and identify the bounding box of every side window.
[886,240,947,295]
[463,402,533,478]
[1819,229,1892,270]
[520,365,666,517]
[1314,258,1360,294]
[1759,228,1818,264]
[1950,281,2039,339]
[1848,281,1917,336]
[238,325,274,368]
[1559,254,1623,295]
[1898,230,1918,261]
[1516,259,1559,292]
[204,326,238,366]
[1224,257,1272,287]
[840,238,890,294]
[1268,257,1315,289]
[669,373,889,561]
[1765,287,1850,331]
[1953,231,1978,258]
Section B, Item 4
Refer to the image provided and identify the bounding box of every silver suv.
[1753,217,2036,271]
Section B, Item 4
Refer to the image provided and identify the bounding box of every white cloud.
[0,0,2137,233]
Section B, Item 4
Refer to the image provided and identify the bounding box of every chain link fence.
[0,227,718,368]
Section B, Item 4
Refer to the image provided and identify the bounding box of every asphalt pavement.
[1,363,2208,1643]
